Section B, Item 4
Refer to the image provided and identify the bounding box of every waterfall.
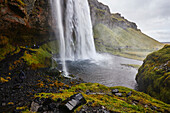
[65,0,96,60]
[50,0,96,75]
[50,0,68,76]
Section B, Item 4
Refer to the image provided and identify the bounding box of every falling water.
[65,0,96,60]
[50,0,68,76]
[50,0,96,75]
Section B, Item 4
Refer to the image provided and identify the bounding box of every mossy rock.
[34,83,170,113]
[136,45,170,103]
[21,40,58,69]
[0,35,9,47]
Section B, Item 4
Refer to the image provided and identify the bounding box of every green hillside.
[93,24,163,60]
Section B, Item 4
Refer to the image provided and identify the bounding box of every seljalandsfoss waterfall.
[50,0,142,89]
[50,0,96,76]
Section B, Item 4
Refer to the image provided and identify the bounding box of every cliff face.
[136,45,170,104]
[0,0,52,46]
[88,0,163,60]
[88,0,139,31]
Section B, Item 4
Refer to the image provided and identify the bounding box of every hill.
[88,0,163,60]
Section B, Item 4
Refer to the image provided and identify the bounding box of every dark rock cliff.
[88,0,139,30]
[0,0,162,61]
[0,0,52,46]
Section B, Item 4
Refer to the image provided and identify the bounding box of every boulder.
[59,93,86,112]
[112,89,119,94]
[115,93,122,97]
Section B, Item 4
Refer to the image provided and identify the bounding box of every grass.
[121,64,141,69]
[93,24,163,60]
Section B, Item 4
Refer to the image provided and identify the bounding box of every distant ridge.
[161,42,170,44]
[88,0,163,60]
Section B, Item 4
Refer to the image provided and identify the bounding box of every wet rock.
[57,98,62,103]
[19,70,26,80]
[151,106,157,110]
[112,89,119,94]
[37,107,44,112]
[115,93,122,97]
[34,97,40,103]
[30,101,41,112]
[126,91,132,97]
[2,103,6,106]
[59,93,86,112]
[42,98,53,106]
[85,90,90,95]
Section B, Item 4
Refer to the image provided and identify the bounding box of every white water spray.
[50,0,68,76]
[65,0,96,60]
[50,0,96,75]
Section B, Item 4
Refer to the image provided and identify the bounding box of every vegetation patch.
[121,64,141,69]
[93,24,163,60]
[21,41,58,69]
[136,45,170,103]
[35,83,170,113]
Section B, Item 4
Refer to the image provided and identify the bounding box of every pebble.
[112,89,119,94]
[115,93,122,97]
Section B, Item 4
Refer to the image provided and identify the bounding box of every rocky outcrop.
[0,0,52,46]
[136,45,170,103]
[88,0,139,30]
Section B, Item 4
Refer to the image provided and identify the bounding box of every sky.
[98,0,170,42]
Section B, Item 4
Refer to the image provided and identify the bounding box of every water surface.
[58,53,143,89]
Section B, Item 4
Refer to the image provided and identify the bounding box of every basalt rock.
[88,0,139,30]
[0,0,53,46]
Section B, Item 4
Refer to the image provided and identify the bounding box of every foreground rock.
[33,83,170,113]
[30,93,86,113]
[136,45,170,104]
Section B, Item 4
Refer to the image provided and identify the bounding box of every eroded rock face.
[0,0,52,46]
[88,0,139,30]
[136,45,170,104]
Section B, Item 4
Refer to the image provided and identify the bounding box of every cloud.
[98,0,170,42]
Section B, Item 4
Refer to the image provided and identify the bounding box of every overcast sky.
[98,0,170,42]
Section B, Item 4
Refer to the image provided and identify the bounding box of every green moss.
[35,83,170,113]
[16,0,25,6]
[0,77,9,83]
[121,64,141,69]
[0,43,16,61]
[21,47,51,69]
[21,41,58,69]
[136,45,170,103]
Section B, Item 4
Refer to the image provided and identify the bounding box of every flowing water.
[50,0,68,76]
[65,0,96,60]
[50,0,96,75]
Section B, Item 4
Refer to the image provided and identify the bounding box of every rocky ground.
[0,46,170,113]
[0,64,84,112]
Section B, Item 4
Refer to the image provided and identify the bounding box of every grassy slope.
[93,24,163,60]
[136,45,170,103]
[35,83,170,113]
